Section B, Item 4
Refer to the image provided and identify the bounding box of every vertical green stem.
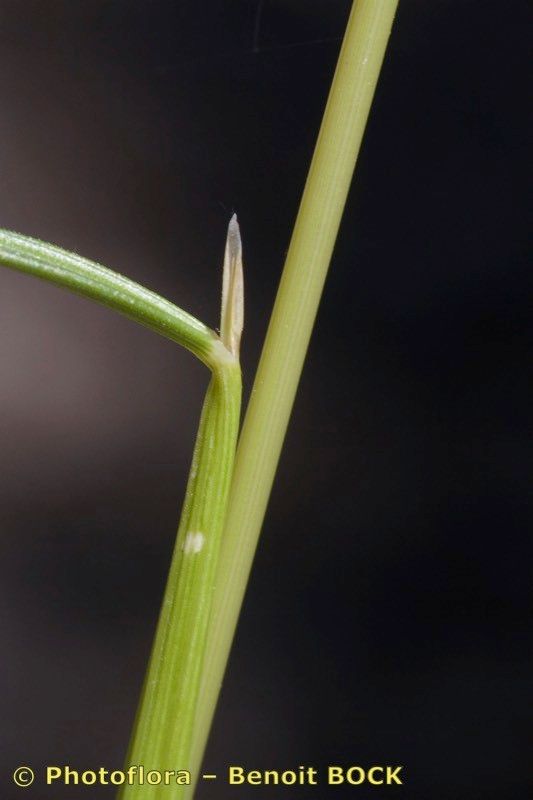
[119,362,241,800]
[189,0,399,790]
[117,216,243,799]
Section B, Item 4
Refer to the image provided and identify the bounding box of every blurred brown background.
[0,2,530,798]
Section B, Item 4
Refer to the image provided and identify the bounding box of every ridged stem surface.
[188,1,400,793]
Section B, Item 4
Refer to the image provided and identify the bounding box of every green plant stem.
[0,229,222,369]
[116,218,243,798]
[0,223,243,796]
[119,361,241,800]
[188,0,400,791]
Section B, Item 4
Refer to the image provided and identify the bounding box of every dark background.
[0,2,530,798]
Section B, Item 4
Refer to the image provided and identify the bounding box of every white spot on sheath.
[183,531,205,554]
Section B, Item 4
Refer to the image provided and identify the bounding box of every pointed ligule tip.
[221,214,244,360]
[227,214,241,260]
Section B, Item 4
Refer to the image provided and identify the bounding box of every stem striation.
[118,217,243,799]
[119,361,241,800]
[187,1,400,793]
